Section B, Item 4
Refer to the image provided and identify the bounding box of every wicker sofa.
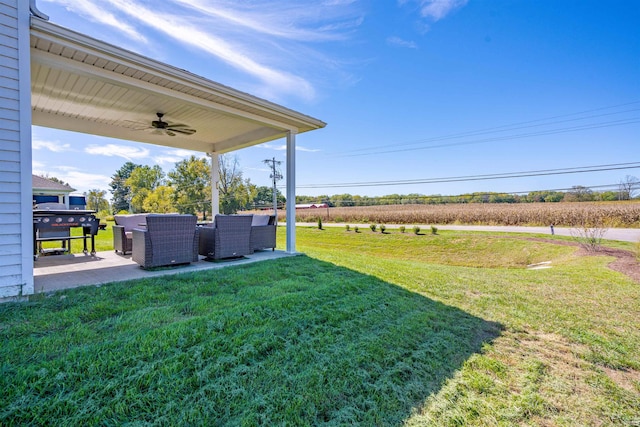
[198,214,253,260]
[113,214,148,255]
[250,214,277,252]
[132,214,199,269]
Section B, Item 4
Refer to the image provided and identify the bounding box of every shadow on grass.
[1,255,502,425]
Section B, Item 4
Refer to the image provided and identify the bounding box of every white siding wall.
[0,0,33,298]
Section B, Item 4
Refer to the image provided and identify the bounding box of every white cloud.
[55,165,80,172]
[104,0,319,100]
[153,155,183,166]
[46,0,363,101]
[387,36,418,49]
[323,0,357,5]
[153,149,205,165]
[33,164,111,193]
[173,0,353,42]
[168,149,201,158]
[32,138,71,152]
[261,143,320,153]
[42,0,147,42]
[85,144,150,161]
[416,0,468,21]
[32,160,46,171]
[59,170,111,192]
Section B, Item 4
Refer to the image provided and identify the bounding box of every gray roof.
[32,175,76,193]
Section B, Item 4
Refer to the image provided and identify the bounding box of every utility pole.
[263,157,282,224]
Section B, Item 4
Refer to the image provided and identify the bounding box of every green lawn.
[38,220,116,254]
[2,226,639,425]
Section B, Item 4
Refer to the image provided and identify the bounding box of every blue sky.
[32,0,640,198]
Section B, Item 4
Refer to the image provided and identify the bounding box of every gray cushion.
[114,214,148,231]
[251,215,270,226]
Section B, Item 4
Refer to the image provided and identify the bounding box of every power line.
[293,162,640,189]
[339,118,640,157]
[329,100,640,157]
[337,102,640,156]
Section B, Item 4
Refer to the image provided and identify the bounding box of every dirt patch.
[583,246,640,284]
[517,237,640,284]
[601,366,640,394]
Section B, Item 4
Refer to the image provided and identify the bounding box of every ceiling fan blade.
[165,130,176,137]
[168,127,197,135]
[165,123,190,128]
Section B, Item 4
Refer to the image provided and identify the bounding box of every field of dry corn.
[278,202,640,227]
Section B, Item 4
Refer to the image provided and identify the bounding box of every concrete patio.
[33,249,295,294]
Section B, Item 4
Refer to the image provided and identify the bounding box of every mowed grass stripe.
[1,256,497,425]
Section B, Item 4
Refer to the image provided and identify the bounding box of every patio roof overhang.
[29,17,325,153]
[28,16,326,255]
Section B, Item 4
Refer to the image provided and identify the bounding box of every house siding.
[0,0,33,299]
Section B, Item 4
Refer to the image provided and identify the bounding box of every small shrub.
[354,226,359,233]
[380,224,386,233]
[345,224,350,232]
[413,225,421,235]
[97,209,112,221]
[317,217,323,230]
[370,224,377,232]
[430,225,438,235]
[570,221,608,252]
[399,225,406,233]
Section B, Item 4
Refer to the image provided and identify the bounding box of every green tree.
[109,162,139,212]
[168,155,211,219]
[597,191,619,201]
[143,185,176,213]
[125,165,165,213]
[332,194,355,207]
[252,186,285,210]
[84,189,109,212]
[564,185,593,202]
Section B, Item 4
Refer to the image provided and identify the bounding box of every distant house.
[32,175,85,209]
[296,203,329,209]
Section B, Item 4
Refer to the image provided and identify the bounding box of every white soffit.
[29,18,326,153]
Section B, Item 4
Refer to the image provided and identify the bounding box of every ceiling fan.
[146,112,196,136]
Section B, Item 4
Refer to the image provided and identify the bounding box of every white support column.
[209,152,220,217]
[285,130,297,253]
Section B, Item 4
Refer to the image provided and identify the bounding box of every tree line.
[83,164,638,215]
[296,176,639,207]
[84,155,284,217]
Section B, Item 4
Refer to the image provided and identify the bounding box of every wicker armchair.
[198,214,253,260]
[250,215,277,252]
[113,214,148,255]
[132,215,199,269]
